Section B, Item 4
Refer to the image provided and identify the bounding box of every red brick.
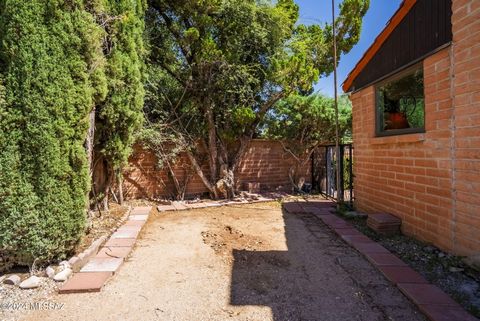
[418,304,478,321]
[104,238,136,248]
[377,266,428,285]
[96,246,132,260]
[352,242,390,254]
[59,272,112,294]
[398,283,458,306]
[364,253,407,267]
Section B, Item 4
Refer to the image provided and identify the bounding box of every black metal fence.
[311,144,354,205]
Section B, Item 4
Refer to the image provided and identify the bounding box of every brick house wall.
[451,0,480,254]
[351,0,479,255]
[123,140,311,200]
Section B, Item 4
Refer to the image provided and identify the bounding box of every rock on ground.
[3,274,21,286]
[53,268,72,282]
[19,276,41,289]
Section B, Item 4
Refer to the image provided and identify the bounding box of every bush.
[0,1,106,268]
[93,0,147,205]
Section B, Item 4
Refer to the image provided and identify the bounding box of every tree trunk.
[186,150,218,199]
[231,137,250,173]
[86,108,96,177]
[166,159,182,200]
[117,173,124,205]
[85,107,96,226]
[206,107,218,184]
[101,160,112,212]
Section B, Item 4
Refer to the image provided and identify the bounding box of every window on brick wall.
[375,64,425,136]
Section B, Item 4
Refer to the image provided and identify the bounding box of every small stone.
[438,252,446,258]
[3,274,21,286]
[53,268,73,282]
[59,260,71,270]
[449,267,464,273]
[46,266,56,279]
[424,246,435,253]
[19,276,41,289]
[463,254,480,272]
[78,253,87,261]
[68,256,83,272]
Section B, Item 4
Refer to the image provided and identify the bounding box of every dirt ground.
[16,202,425,321]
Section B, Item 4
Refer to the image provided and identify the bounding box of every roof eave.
[342,0,418,93]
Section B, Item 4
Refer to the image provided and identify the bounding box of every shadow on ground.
[229,201,426,321]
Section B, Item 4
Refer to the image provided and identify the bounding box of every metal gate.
[312,144,354,205]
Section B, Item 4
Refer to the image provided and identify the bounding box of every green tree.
[93,0,147,208]
[0,1,107,268]
[263,93,352,189]
[145,0,368,199]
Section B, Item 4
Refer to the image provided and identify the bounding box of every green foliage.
[263,94,353,147]
[145,0,368,194]
[95,0,147,172]
[0,1,106,266]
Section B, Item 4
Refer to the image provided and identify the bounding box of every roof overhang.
[342,0,417,93]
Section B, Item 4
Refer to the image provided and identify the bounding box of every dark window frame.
[375,63,426,137]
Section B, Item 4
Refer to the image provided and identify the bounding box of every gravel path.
[19,203,425,321]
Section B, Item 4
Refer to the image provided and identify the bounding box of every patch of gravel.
[343,214,480,319]
[0,276,61,321]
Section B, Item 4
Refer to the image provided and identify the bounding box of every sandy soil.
[17,202,425,321]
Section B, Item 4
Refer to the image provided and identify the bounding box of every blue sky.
[294,0,402,96]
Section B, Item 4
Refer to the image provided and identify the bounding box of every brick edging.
[283,201,478,321]
[58,206,152,294]
[156,196,283,212]
[66,206,132,272]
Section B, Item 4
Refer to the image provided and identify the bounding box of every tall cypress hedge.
[0,1,107,268]
[94,0,146,201]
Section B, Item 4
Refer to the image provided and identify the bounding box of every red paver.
[283,203,305,214]
[378,266,428,285]
[117,225,142,232]
[305,207,334,216]
[172,202,189,211]
[353,242,390,254]
[322,218,352,229]
[398,283,458,306]
[186,202,208,209]
[332,222,354,230]
[418,304,478,321]
[368,213,401,224]
[321,217,345,224]
[130,206,152,215]
[307,201,336,208]
[364,253,408,267]
[123,220,145,227]
[111,228,140,239]
[203,202,222,208]
[157,205,176,212]
[104,238,136,247]
[334,228,364,236]
[81,258,123,273]
[128,214,149,221]
[340,234,372,244]
[96,246,132,260]
[58,272,112,294]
